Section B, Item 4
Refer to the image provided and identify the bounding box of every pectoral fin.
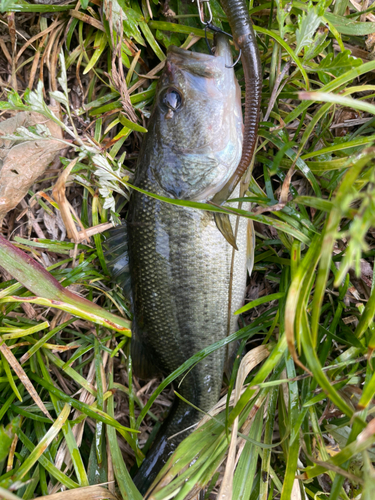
[214,212,238,250]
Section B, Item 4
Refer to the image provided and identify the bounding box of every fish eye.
[160,87,183,112]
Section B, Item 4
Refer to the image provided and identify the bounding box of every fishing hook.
[204,21,242,68]
[194,0,241,68]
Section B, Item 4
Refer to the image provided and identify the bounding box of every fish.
[104,2,262,493]
[106,35,251,495]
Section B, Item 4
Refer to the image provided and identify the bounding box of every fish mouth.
[167,34,233,71]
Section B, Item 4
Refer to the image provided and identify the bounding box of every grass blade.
[0,235,131,334]
[13,404,70,482]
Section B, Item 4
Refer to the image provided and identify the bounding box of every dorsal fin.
[103,224,132,299]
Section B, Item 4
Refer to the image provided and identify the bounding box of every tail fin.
[133,399,200,496]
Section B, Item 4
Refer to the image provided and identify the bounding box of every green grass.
[1,0,375,498]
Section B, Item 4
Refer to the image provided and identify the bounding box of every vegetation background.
[1,0,375,498]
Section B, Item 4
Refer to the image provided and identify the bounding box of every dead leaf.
[41,208,67,241]
[33,486,119,500]
[0,108,64,225]
[76,221,113,242]
[42,211,61,240]
[52,158,82,242]
[0,341,53,420]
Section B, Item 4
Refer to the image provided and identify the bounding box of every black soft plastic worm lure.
[211,0,262,249]
[214,0,262,204]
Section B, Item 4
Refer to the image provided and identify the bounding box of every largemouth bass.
[121,36,247,492]
[105,31,259,495]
